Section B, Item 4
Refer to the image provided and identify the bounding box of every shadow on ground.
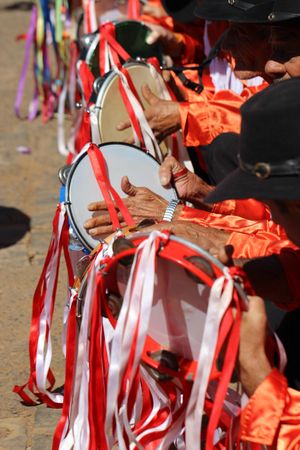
[2,1,34,11]
[0,206,30,248]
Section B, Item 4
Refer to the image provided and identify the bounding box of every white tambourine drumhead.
[95,61,169,157]
[65,142,178,250]
[114,234,225,362]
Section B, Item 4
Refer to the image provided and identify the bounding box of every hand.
[144,23,184,59]
[142,3,167,19]
[117,84,181,144]
[159,155,214,209]
[215,245,234,266]
[141,220,230,254]
[239,296,272,396]
[83,176,182,237]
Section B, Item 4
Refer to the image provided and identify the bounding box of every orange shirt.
[178,68,268,147]
[178,205,297,259]
[240,369,300,449]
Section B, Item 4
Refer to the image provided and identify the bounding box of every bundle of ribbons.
[51,228,252,449]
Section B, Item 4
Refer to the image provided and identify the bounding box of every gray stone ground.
[0,1,69,448]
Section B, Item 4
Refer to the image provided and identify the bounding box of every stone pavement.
[0,1,69,448]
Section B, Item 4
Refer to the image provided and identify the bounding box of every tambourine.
[76,232,246,379]
[92,60,169,156]
[65,142,178,251]
[84,20,163,78]
[92,233,240,375]
[72,231,247,449]
[58,232,286,449]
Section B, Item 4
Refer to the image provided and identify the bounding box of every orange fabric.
[178,205,297,259]
[178,69,267,147]
[212,198,272,221]
[240,369,300,449]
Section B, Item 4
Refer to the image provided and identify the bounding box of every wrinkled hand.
[144,23,184,59]
[142,3,167,19]
[239,296,272,396]
[215,245,234,266]
[159,155,214,209]
[83,176,179,238]
[117,84,181,144]
[141,220,230,255]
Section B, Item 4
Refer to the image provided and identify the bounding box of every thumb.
[142,84,160,106]
[146,29,160,45]
[159,156,181,186]
[218,245,234,266]
[121,176,138,197]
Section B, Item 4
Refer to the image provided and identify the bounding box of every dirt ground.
[0,1,69,448]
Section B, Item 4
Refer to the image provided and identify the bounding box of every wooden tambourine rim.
[94,60,169,157]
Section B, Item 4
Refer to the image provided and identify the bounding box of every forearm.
[187,185,214,210]
[239,351,272,397]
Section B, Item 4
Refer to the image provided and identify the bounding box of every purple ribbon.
[15,5,39,120]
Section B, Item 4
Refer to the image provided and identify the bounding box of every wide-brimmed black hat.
[268,0,300,22]
[161,0,199,23]
[194,0,300,23]
[205,77,300,204]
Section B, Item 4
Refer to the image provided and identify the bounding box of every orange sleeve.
[227,232,297,260]
[178,205,297,259]
[178,73,267,147]
[240,369,300,449]
[179,89,243,147]
[212,199,271,221]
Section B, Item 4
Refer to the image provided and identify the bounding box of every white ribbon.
[62,288,77,358]
[59,237,116,450]
[185,268,235,450]
[90,104,101,145]
[138,369,184,450]
[105,231,168,447]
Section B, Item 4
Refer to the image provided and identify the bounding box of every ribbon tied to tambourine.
[53,230,256,449]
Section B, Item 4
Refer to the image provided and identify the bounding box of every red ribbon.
[87,143,136,230]
[13,204,71,407]
[88,274,109,450]
[52,298,77,449]
[128,0,141,19]
[74,62,94,156]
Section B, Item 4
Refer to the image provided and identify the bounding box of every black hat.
[194,0,275,23]
[161,0,199,23]
[205,77,300,204]
[268,0,300,22]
